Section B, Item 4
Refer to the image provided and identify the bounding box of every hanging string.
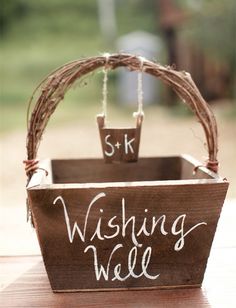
[101,53,110,117]
[134,56,145,118]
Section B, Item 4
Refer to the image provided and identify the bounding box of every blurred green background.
[0,0,156,131]
[1,0,235,132]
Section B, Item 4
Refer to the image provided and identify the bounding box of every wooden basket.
[25,54,229,292]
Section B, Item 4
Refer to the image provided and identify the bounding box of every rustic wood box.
[25,54,229,292]
[27,155,228,292]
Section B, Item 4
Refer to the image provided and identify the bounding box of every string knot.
[103,53,111,69]
[138,56,146,69]
[206,160,219,173]
[23,159,48,177]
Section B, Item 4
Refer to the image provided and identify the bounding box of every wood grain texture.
[97,114,143,163]
[26,156,228,292]
[51,157,182,184]
[1,246,236,307]
[0,257,209,307]
[51,156,214,185]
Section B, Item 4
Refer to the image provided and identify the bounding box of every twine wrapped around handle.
[25,53,219,179]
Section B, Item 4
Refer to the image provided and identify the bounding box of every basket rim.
[27,155,227,191]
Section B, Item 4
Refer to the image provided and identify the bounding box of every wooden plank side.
[97,114,143,163]
[51,157,182,184]
[2,243,236,306]
[28,181,228,291]
[0,256,213,307]
[99,128,140,163]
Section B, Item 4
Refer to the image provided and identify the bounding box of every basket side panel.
[51,157,181,184]
[28,182,228,291]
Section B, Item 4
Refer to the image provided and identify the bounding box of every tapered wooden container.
[25,54,229,292]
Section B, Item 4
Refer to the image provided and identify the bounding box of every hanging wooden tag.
[97,114,143,163]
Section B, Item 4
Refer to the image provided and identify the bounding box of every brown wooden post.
[156,0,186,106]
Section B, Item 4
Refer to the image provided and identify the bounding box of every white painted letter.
[141,247,160,280]
[84,244,123,281]
[172,214,207,251]
[122,198,141,247]
[104,216,120,239]
[124,134,135,154]
[104,135,115,157]
[53,192,106,243]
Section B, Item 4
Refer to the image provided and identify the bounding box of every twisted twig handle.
[26,53,219,178]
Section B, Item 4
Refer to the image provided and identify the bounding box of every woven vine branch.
[26,53,219,176]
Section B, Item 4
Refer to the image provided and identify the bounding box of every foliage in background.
[0,0,158,132]
[0,0,235,132]
[179,0,236,98]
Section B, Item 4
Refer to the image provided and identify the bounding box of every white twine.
[101,53,110,117]
[101,53,145,119]
[134,56,145,118]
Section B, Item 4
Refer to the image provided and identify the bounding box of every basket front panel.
[28,182,227,291]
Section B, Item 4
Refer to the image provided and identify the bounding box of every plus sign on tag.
[114,141,122,150]
[97,114,143,163]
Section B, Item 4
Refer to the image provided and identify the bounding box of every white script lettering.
[53,193,207,251]
[84,244,159,281]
